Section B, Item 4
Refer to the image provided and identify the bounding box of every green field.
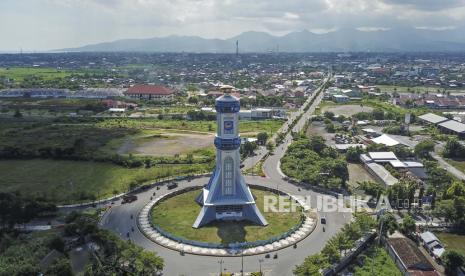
[150,188,303,244]
[377,85,465,94]
[436,232,465,255]
[0,159,211,204]
[0,67,77,82]
[96,119,283,136]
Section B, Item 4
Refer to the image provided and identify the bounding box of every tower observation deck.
[193,85,268,228]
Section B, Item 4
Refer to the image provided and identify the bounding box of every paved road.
[100,75,352,275]
[431,151,465,181]
[101,175,350,276]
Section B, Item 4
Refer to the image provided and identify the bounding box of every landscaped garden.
[150,188,305,244]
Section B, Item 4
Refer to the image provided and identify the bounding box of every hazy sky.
[1,0,465,51]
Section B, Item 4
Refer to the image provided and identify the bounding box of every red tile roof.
[126,85,174,95]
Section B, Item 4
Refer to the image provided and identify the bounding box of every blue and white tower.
[193,85,268,228]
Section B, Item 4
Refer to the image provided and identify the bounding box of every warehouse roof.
[438,120,465,133]
[418,113,448,124]
[366,162,398,186]
[371,134,400,146]
[368,151,398,161]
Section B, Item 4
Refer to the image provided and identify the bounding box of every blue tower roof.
[215,94,240,113]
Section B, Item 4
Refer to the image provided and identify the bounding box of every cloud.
[1,0,465,50]
[380,0,465,11]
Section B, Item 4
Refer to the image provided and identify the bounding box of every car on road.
[122,195,137,204]
[320,216,327,224]
[167,182,178,190]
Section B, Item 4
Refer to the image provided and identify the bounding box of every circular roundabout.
[138,184,317,256]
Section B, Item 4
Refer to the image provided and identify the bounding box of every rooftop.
[366,162,398,186]
[126,85,174,95]
[438,120,465,133]
[388,238,436,273]
[368,151,398,161]
[371,134,400,147]
[418,113,448,124]
[419,231,439,244]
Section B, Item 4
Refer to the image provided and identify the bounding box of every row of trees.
[294,214,377,275]
[0,231,72,275]
[0,192,56,230]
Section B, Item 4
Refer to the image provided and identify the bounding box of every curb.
[137,184,317,257]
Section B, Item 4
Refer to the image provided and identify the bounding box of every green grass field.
[377,85,465,94]
[0,159,211,204]
[96,119,283,136]
[436,232,465,255]
[0,67,77,82]
[150,188,303,244]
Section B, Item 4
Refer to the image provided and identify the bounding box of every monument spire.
[193,85,268,228]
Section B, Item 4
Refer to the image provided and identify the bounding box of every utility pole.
[259,259,264,274]
[378,215,384,246]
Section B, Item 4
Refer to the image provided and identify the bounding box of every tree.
[446,181,465,199]
[266,141,275,151]
[444,138,465,158]
[346,146,364,162]
[400,214,416,235]
[325,122,335,133]
[293,254,329,276]
[358,181,385,199]
[13,109,22,118]
[73,138,86,154]
[46,258,73,276]
[187,96,198,104]
[379,213,398,239]
[241,141,256,156]
[256,132,268,145]
[414,139,435,158]
[309,136,326,153]
[442,250,465,276]
[323,111,335,120]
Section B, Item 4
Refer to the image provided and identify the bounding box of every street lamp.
[258,259,264,274]
[241,250,244,276]
[218,259,224,276]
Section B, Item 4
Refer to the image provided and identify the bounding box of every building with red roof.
[125,85,175,101]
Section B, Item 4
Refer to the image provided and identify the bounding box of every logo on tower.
[224,120,234,134]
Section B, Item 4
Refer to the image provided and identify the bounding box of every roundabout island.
[138,185,316,256]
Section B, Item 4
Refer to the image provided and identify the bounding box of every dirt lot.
[118,133,214,156]
[322,104,373,117]
[348,163,376,189]
[306,121,335,145]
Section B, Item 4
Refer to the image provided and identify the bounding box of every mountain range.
[60,27,465,52]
